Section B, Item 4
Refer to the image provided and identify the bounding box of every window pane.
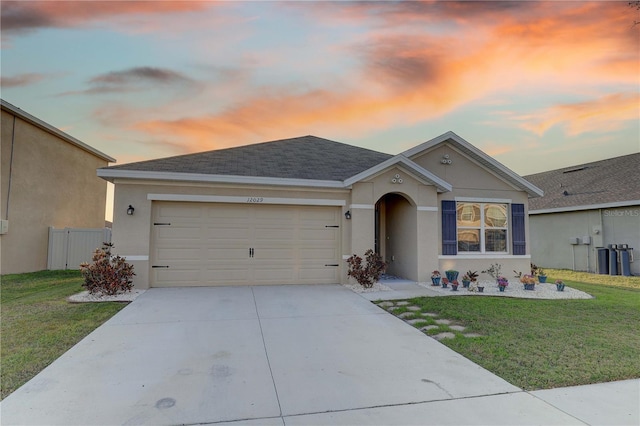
[485,204,507,227]
[458,229,481,252]
[457,203,480,226]
[485,229,507,252]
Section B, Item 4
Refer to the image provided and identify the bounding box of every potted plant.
[497,276,509,292]
[431,270,441,286]
[519,273,536,290]
[482,263,502,284]
[537,268,548,283]
[462,270,478,288]
[451,279,459,291]
[555,279,565,291]
[445,269,459,282]
[441,277,449,288]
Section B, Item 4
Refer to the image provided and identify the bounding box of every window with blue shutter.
[511,203,526,255]
[442,200,457,255]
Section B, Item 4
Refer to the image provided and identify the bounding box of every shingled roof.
[524,153,640,213]
[102,135,392,181]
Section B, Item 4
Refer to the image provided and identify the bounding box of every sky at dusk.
[2,1,639,187]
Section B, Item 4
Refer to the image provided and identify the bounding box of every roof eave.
[1,99,116,163]
[529,200,640,215]
[97,168,346,188]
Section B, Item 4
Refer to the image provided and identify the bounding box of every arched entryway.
[375,193,417,281]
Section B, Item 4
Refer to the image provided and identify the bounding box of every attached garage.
[150,201,341,287]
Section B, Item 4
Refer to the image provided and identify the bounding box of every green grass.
[1,270,127,400]
[397,275,640,390]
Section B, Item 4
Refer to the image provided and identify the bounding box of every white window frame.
[456,201,509,254]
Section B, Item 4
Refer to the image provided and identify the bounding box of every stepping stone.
[378,302,394,308]
[420,325,439,331]
[398,312,415,319]
[463,333,483,338]
[450,325,466,331]
[433,332,455,340]
[406,306,421,311]
[395,301,410,306]
[407,319,427,325]
[435,319,452,325]
[423,313,438,317]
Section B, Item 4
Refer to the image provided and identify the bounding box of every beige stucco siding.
[0,110,109,274]
[530,206,639,275]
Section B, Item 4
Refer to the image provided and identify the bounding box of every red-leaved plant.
[80,243,135,295]
[346,249,388,288]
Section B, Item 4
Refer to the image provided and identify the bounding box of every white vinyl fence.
[47,227,112,270]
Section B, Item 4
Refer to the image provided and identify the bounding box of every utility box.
[0,220,8,235]
[569,237,579,245]
[582,236,591,245]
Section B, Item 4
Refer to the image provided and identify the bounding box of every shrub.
[80,243,135,295]
[346,249,388,288]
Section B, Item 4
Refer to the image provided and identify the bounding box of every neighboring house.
[98,132,543,289]
[525,153,640,276]
[0,99,115,275]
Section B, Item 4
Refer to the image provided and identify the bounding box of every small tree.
[80,243,135,295]
[346,249,388,288]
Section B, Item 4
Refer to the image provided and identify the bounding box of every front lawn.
[1,270,127,400]
[399,272,640,390]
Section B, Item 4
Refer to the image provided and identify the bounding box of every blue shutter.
[442,200,457,255]
[511,204,526,255]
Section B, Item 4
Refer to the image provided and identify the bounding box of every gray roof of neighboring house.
[1,99,116,163]
[103,135,393,181]
[524,152,640,212]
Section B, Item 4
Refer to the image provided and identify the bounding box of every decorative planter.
[498,286,506,292]
[478,287,485,293]
[538,276,547,283]
[431,277,441,286]
[462,280,470,288]
[441,283,448,288]
[445,271,459,282]
[451,285,459,291]
[524,283,535,291]
[556,283,565,291]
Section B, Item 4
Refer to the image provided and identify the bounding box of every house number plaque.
[246,197,264,203]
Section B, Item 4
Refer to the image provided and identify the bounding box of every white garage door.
[150,202,341,287]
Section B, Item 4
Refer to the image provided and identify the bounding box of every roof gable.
[402,131,543,198]
[525,153,640,212]
[1,99,115,163]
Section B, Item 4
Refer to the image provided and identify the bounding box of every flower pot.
[538,275,547,283]
[441,283,448,288]
[445,271,459,282]
[451,285,458,291]
[524,283,535,291]
[478,286,484,293]
[431,277,441,286]
[498,286,506,292]
[556,283,565,291]
[462,280,470,288]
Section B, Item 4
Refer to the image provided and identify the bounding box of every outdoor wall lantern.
[344,210,352,220]
[127,205,135,216]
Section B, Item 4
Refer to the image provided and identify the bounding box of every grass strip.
[1,270,127,400]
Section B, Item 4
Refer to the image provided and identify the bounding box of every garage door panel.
[151,202,341,287]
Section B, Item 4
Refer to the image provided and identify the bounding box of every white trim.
[98,169,345,188]
[342,255,352,260]
[342,155,452,192]
[455,197,512,204]
[417,206,438,212]
[439,255,531,260]
[147,193,346,206]
[530,200,640,215]
[349,204,375,209]
[122,255,149,261]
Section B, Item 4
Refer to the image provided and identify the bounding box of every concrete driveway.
[0,285,628,425]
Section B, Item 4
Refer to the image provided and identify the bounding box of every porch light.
[127,205,135,215]
[344,210,351,220]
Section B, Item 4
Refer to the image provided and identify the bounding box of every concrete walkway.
[1,285,638,425]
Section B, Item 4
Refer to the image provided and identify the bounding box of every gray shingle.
[103,135,392,181]
[524,153,640,211]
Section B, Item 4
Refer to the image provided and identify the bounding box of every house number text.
[246,197,264,203]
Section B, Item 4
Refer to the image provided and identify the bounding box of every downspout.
[5,115,16,220]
